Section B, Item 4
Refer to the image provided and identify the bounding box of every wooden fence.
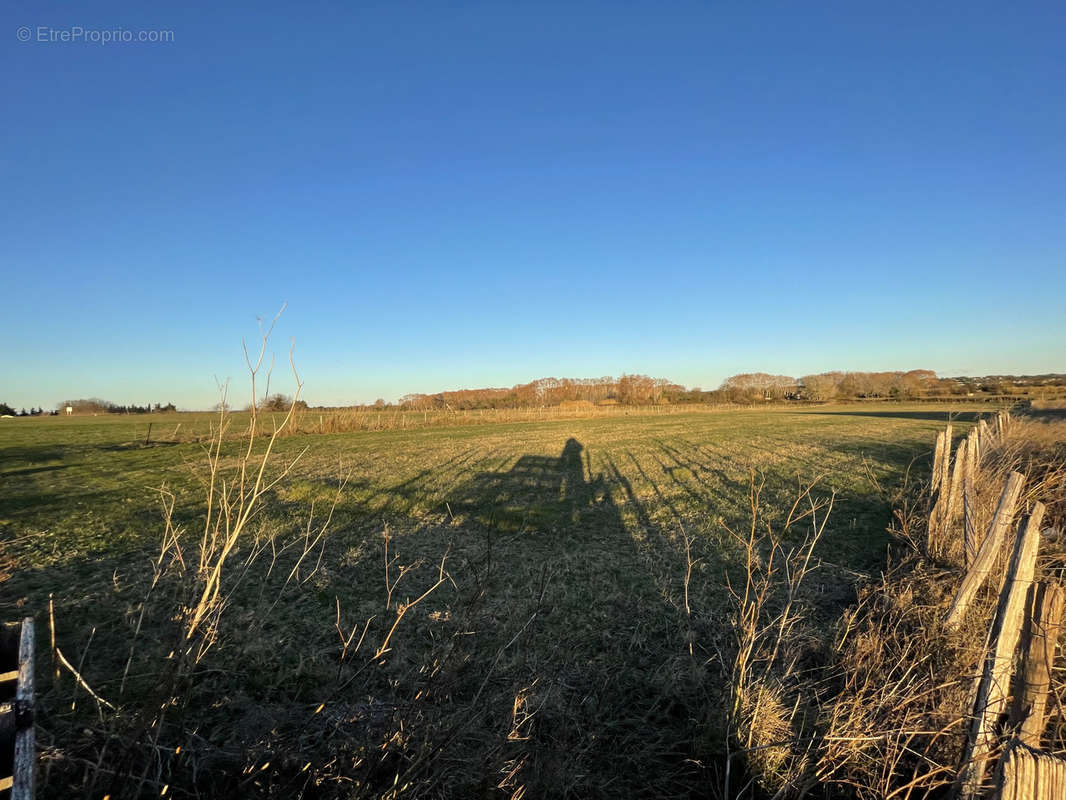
[924,411,1066,799]
[1,617,34,799]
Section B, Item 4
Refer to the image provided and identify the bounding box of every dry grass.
[721,474,834,797]
[3,394,1002,797]
[803,415,1066,798]
[712,412,1066,799]
[291,403,723,436]
[24,322,466,797]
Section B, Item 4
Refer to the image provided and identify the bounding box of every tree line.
[718,370,946,402]
[54,399,179,415]
[395,375,690,411]
[356,369,1057,411]
[5,371,1057,419]
[0,403,55,417]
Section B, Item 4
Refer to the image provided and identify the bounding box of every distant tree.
[800,373,840,401]
[400,393,433,411]
[0,402,15,416]
[58,398,114,415]
[263,393,290,412]
[617,374,658,405]
[889,369,936,398]
[255,393,307,412]
[865,372,892,397]
[720,373,798,402]
[838,372,872,398]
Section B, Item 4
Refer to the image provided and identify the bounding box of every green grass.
[0,404,986,797]
[2,404,977,573]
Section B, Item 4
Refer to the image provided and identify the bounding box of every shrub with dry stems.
[817,416,1066,798]
[722,414,1066,799]
[36,315,474,798]
[720,473,835,798]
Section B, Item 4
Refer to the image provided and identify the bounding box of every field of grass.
[0,403,989,797]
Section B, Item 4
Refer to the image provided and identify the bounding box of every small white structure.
[65,406,73,416]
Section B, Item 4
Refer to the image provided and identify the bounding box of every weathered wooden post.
[929,425,954,554]
[962,432,979,566]
[1,617,34,799]
[978,418,992,454]
[1010,581,1065,748]
[933,429,948,491]
[958,504,1044,799]
[945,472,1026,628]
[946,437,966,526]
[942,423,953,475]
[997,743,1066,800]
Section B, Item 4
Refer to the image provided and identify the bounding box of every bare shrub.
[38,315,462,797]
[719,414,1066,799]
[721,472,834,798]
[813,415,1066,798]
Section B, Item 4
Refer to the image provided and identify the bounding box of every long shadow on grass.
[1025,408,1066,421]
[441,438,711,797]
[808,410,982,422]
[657,435,898,573]
[3,440,717,799]
[0,464,77,477]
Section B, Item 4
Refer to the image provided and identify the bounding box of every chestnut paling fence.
[926,410,1066,799]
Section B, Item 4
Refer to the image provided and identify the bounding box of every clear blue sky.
[3,1,1064,410]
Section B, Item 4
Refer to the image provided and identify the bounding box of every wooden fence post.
[1,618,35,800]
[978,418,991,451]
[963,433,979,567]
[933,429,947,490]
[929,425,954,553]
[945,472,1026,628]
[959,504,1045,799]
[943,422,954,466]
[997,743,1066,800]
[946,438,966,526]
[1010,581,1065,748]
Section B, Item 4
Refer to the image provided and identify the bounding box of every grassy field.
[0,403,989,797]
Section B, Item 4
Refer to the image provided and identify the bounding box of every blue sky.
[2,1,1064,409]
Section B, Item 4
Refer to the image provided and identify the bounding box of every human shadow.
[448,438,610,534]
[8,435,826,799]
[441,437,709,797]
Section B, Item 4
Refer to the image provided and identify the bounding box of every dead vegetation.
[722,412,1066,798]
[31,320,470,797]
[18,321,1063,799]
[28,321,719,798]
